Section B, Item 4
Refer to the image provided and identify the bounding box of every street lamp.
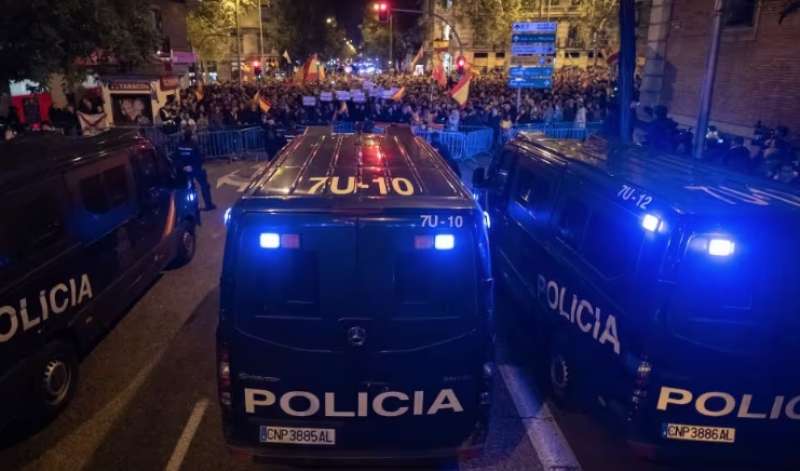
[326,17,334,25]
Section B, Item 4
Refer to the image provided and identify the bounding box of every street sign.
[511,33,557,43]
[510,21,557,90]
[511,44,557,56]
[509,66,553,79]
[508,78,553,89]
[512,22,557,33]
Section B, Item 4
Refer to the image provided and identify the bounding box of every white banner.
[302,96,316,106]
[319,92,333,102]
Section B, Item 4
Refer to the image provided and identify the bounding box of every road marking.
[498,364,582,471]
[215,163,267,192]
[165,399,210,471]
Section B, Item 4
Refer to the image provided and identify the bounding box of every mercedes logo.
[347,326,367,347]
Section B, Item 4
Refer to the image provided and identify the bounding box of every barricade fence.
[139,121,601,163]
[139,126,269,162]
[509,121,604,141]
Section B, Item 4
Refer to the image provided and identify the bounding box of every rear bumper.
[607,358,800,464]
[222,421,487,463]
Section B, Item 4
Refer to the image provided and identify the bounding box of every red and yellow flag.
[194,80,204,101]
[449,71,472,107]
[301,54,326,83]
[253,91,271,113]
[408,46,424,72]
[390,86,406,101]
[431,52,447,88]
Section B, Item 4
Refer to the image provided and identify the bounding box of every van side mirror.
[472,167,486,189]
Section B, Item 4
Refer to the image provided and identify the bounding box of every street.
[0,160,764,471]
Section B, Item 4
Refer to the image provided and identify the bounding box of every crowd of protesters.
[2,67,797,185]
[162,68,612,139]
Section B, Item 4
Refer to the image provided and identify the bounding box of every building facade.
[150,0,196,74]
[427,0,622,73]
[640,0,800,137]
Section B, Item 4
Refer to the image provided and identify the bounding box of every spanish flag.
[449,71,472,107]
[390,86,406,101]
[195,80,204,101]
[408,45,423,72]
[253,91,271,113]
[431,53,447,88]
[302,54,326,83]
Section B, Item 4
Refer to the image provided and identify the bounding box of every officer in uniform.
[177,129,216,210]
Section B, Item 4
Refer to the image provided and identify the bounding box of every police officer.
[177,129,216,210]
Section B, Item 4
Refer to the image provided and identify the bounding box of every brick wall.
[662,0,800,135]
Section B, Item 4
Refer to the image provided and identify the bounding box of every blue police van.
[218,126,494,461]
[0,130,199,430]
[473,134,800,461]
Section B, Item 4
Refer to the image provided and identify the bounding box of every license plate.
[662,423,736,444]
[259,426,336,445]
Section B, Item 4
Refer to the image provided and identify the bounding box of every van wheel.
[547,336,579,408]
[172,221,196,268]
[34,341,78,422]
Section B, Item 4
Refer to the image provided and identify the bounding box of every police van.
[218,126,493,460]
[0,130,199,429]
[473,133,800,460]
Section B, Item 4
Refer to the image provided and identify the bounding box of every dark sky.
[332,0,424,44]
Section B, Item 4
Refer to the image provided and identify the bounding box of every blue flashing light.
[708,238,735,257]
[641,214,661,233]
[483,210,491,230]
[224,208,232,225]
[186,191,197,203]
[259,232,281,249]
[434,234,455,250]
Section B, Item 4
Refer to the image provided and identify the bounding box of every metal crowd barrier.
[140,127,270,161]
[510,121,603,141]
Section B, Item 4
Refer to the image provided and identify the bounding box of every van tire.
[33,341,79,423]
[547,335,579,408]
[172,220,196,268]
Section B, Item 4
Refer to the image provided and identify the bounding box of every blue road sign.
[512,22,557,33]
[509,67,553,79]
[511,33,557,43]
[508,78,553,89]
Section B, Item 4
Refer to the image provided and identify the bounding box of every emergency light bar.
[259,233,301,249]
[641,214,663,233]
[708,238,735,257]
[434,234,455,250]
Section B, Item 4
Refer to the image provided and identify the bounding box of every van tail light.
[259,232,301,249]
[414,234,455,250]
[218,344,232,410]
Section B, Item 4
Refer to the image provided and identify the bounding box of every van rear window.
[239,251,320,317]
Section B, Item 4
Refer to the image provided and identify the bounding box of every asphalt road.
[0,160,766,471]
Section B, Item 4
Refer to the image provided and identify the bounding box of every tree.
[452,0,527,48]
[572,0,620,55]
[187,0,260,72]
[0,0,160,93]
[259,0,351,62]
[360,4,392,61]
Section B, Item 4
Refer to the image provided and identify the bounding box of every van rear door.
[230,208,483,449]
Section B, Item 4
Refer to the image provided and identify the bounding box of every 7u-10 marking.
[308,176,415,196]
[420,215,464,228]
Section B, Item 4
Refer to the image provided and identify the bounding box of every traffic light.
[456,57,465,74]
[374,2,389,23]
[253,61,262,78]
